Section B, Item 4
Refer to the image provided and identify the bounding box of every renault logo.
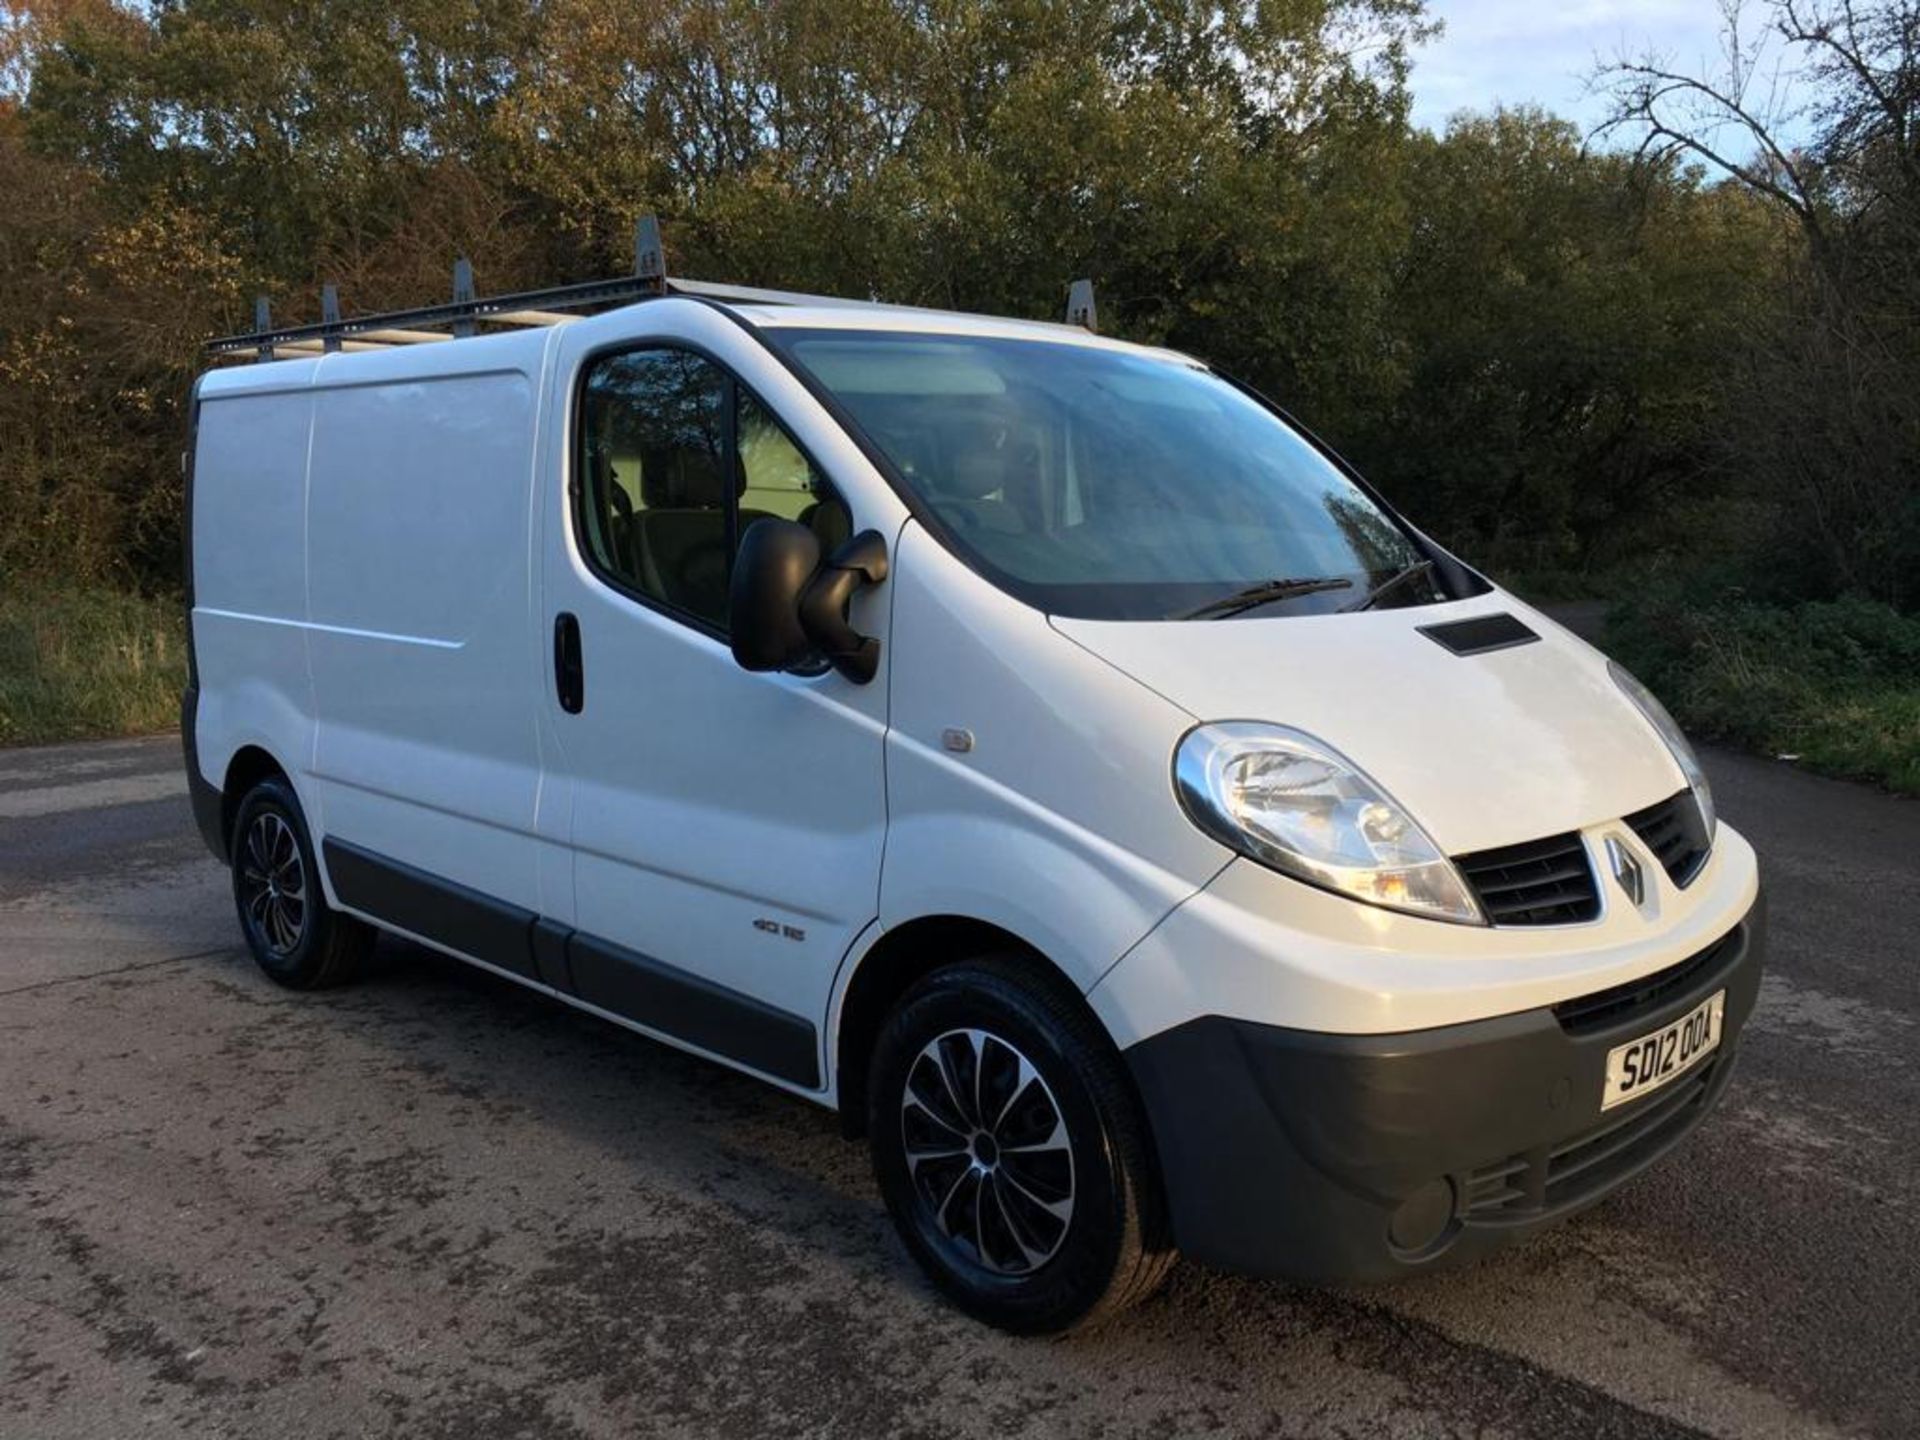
[1605,836,1646,907]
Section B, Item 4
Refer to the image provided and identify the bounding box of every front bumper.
[1124,898,1765,1283]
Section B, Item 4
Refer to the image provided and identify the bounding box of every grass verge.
[0,583,185,746]
[1605,594,1920,796]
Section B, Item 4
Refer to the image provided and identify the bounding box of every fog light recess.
[1387,1177,1459,1258]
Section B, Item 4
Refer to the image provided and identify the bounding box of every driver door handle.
[554,612,584,714]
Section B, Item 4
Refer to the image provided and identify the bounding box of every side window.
[738,388,852,553]
[579,348,731,627]
[578,349,851,631]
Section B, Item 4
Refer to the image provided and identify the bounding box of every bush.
[0,584,185,745]
[1605,593,1920,794]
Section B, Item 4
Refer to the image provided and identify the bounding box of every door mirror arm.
[730,522,889,684]
[799,530,889,684]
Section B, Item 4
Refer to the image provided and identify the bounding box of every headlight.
[1608,661,1716,838]
[1173,722,1485,925]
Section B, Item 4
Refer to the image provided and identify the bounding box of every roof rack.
[208,215,1100,362]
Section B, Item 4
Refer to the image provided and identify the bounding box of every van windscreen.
[777,329,1445,622]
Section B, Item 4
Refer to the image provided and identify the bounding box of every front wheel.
[868,957,1176,1332]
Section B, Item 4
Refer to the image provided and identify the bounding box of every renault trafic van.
[183,257,1763,1333]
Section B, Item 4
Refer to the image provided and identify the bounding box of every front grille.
[1624,789,1712,887]
[1550,928,1742,1036]
[1455,831,1600,926]
[1463,1059,1720,1217]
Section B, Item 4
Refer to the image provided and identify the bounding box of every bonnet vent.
[1419,613,1538,657]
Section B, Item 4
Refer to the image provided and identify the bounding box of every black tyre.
[229,776,374,989]
[868,956,1177,1333]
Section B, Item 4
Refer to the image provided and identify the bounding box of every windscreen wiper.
[1175,576,1353,621]
[1341,558,1437,613]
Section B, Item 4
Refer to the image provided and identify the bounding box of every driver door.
[537,324,889,1091]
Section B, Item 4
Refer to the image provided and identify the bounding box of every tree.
[0,0,1878,611]
[1598,1,1920,607]
[1326,109,1782,574]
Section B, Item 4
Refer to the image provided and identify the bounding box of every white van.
[183,256,1762,1333]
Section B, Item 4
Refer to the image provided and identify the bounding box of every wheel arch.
[830,914,1116,1139]
[217,744,292,857]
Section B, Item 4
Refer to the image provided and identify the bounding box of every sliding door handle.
[553,612,584,714]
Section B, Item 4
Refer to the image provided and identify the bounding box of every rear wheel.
[229,776,374,989]
[868,956,1176,1332]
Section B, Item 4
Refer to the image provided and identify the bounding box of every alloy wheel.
[900,1027,1076,1275]
[240,811,307,956]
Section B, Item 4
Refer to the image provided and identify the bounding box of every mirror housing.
[730,520,822,673]
[730,521,890,683]
[800,529,889,683]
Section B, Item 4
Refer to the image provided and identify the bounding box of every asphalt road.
[1,735,1914,1439]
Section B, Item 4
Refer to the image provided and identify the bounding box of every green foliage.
[0,130,243,584]
[0,0,1915,667]
[1606,593,1920,794]
[1343,111,1785,572]
[0,581,186,745]
[1596,1,1920,612]
[1,0,1446,595]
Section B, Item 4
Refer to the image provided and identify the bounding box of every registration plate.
[1601,990,1725,1110]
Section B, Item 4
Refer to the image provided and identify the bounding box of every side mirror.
[730,521,890,683]
[730,520,822,674]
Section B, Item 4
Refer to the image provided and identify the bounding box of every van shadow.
[274,931,895,1255]
[180,929,1735,1440]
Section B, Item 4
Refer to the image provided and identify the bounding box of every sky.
[1407,0,1758,140]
